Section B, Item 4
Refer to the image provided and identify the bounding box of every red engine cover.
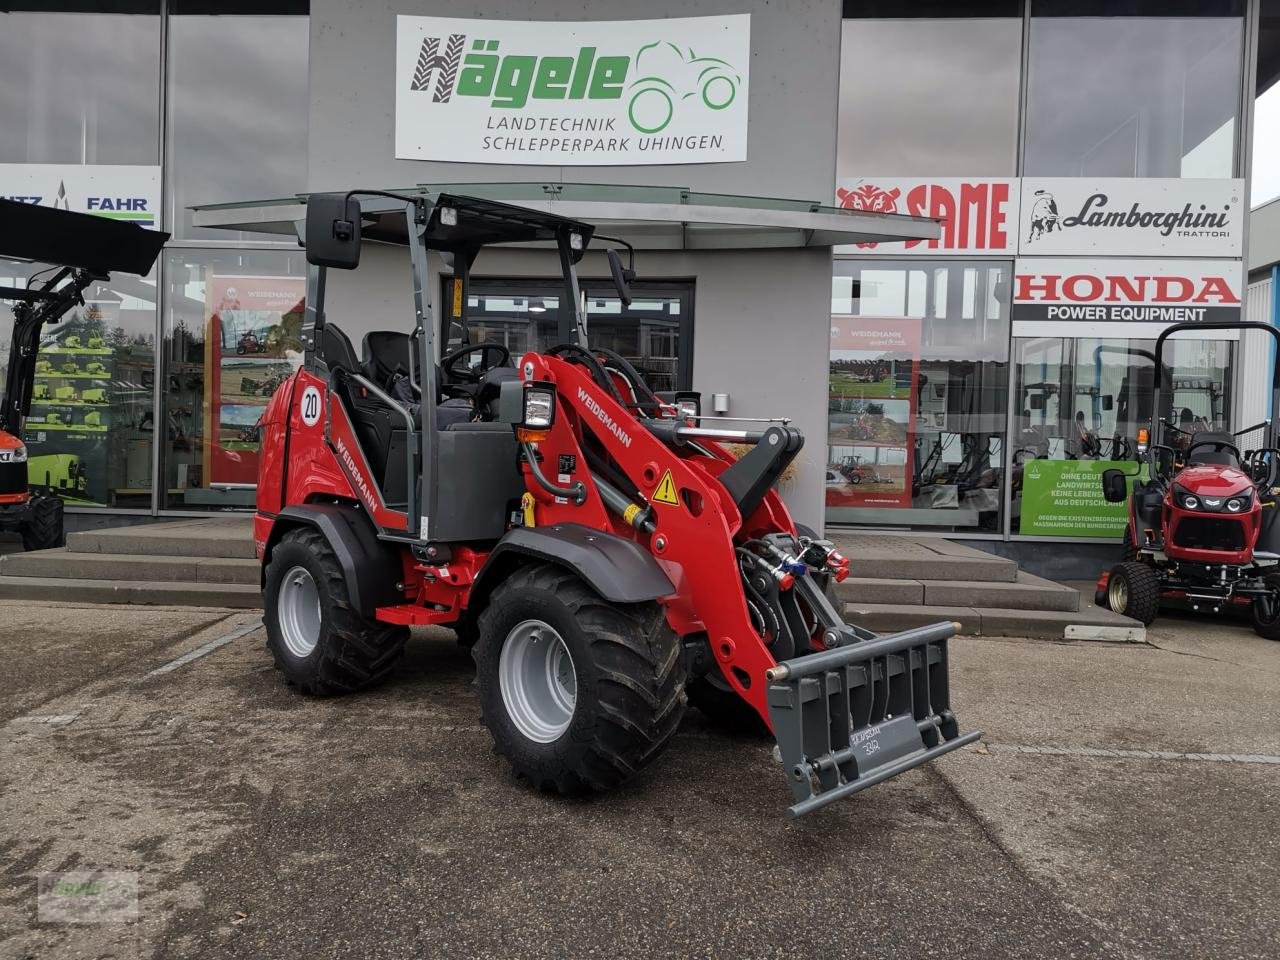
[1162,464,1261,565]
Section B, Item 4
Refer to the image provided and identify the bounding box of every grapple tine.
[766,621,982,817]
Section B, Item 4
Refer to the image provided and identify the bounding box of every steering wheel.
[440,342,510,384]
[1185,438,1240,464]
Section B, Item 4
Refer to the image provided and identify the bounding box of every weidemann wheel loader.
[0,199,167,548]
[256,190,980,816]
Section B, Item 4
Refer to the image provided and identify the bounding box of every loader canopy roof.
[0,198,168,277]
[356,192,595,252]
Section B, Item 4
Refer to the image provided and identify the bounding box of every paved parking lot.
[1,600,1277,959]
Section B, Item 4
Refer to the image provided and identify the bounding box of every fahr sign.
[1013,258,1243,330]
[395,15,750,165]
[1018,178,1245,257]
[0,163,160,227]
[834,178,1018,254]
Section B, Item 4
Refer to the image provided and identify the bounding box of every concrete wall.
[307,0,843,528]
[308,0,841,198]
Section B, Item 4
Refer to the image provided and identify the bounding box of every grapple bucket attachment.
[766,621,981,817]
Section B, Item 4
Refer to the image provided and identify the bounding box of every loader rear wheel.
[264,526,409,696]
[21,493,64,551]
[1250,574,1280,641]
[474,564,687,795]
[1106,561,1160,625]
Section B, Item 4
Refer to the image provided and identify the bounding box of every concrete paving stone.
[0,575,261,608]
[834,576,924,605]
[922,571,1080,612]
[194,557,260,585]
[0,550,202,582]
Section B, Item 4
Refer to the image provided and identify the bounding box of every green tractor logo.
[627,41,740,134]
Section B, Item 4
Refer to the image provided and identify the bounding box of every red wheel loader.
[255,191,978,817]
[0,199,167,549]
[1095,320,1280,639]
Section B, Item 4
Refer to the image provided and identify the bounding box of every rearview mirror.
[305,193,362,269]
[1101,468,1128,503]
[606,249,632,305]
[1101,394,1114,411]
[606,248,633,307]
[1028,394,1045,411]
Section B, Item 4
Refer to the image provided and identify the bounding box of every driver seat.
[1186,431,1241,468]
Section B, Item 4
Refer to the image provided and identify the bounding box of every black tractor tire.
[1250,574,1280,641]
[686,674,770,737]
[1120,525,1138,562]
[21,493,64,552]
[263,526,409,696]
[1105,561,1161,625]
[474,563,686,795]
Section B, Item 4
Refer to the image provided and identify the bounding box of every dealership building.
[2,0,1278,569]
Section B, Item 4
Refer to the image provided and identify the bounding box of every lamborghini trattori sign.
[395,14,751,165]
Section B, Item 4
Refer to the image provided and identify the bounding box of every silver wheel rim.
[1108,574,1129,613]
[499,619,577,743]
[279,565,321,658]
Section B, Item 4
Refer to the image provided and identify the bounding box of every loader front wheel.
[686,674,769,737]
[1106,561,1160,625]
[474,564,687,795]
[264,526,408,696]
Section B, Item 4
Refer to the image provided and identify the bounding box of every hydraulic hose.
[521,442,587,504]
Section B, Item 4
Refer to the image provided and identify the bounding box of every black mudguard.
[263,503,404,618]
[472,523,675,608]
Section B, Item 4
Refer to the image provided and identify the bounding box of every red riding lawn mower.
[0,199,166,549]
[1095,320,1280,640]
[255,190,978,816]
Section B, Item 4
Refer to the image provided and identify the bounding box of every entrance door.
[443,279,694,392]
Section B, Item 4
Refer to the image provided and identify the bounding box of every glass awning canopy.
[190,182,940,251]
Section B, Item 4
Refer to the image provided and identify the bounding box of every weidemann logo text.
[395,15,750,166]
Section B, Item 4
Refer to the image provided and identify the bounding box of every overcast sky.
[1255,84,1280,208]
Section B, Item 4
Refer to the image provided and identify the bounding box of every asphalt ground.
[1,600,1277,960]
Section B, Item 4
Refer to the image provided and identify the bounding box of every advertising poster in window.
[201,277,304,491]
[826,316,919,509]
[1019,460,1136,537]
[23,296,155,508]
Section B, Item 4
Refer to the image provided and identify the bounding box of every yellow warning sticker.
[653,469,679,506]
[452,278,463,317]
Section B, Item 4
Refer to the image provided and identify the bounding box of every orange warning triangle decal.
[653,469,679,506]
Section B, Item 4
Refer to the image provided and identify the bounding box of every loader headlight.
[521,382,556,430]
[438,206,457,226]
[1182,494,1200,510]
[1227,497,1244,512]
[3,444,27,463]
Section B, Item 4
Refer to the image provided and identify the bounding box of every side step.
[766,620,981,817]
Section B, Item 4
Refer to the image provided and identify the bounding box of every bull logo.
[836,184,901,249]
[1027,189,1059,243]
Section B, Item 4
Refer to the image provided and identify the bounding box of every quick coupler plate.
[765,620,982,817]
